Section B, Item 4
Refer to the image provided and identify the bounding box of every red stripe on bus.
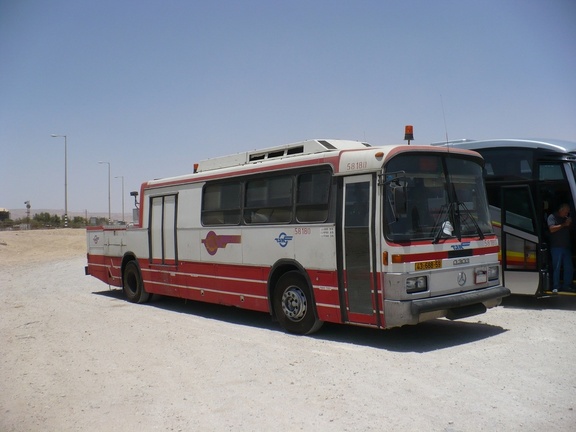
[393,246,500,263]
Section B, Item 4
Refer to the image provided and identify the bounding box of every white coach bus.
[433,138,576,296]
[86,139,509,334]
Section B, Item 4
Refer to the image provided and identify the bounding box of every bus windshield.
[384,153,493,242]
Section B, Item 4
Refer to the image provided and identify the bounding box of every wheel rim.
[281,286,307,322]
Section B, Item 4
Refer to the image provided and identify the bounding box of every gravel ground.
[1,229,575,431]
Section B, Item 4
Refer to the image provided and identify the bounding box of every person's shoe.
[552,289,558,294]
[563,287,576,293]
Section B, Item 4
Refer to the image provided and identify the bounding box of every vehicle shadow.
[93,288,277,331]
[501,293,576,311]
[313,319,506,353]
[93,289,506,353]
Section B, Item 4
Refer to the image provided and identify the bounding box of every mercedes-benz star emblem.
[457,272,467,286]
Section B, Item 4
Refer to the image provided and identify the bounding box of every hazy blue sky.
[1,0,575,215]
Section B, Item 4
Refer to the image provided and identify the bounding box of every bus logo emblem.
[275,232,293,247]
[202,231,242,255]
[457,272,467,286]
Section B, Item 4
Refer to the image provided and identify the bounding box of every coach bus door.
[341,176,379,326]
[499,185,545,295]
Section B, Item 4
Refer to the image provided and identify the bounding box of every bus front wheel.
[273,271,323,335]
[122,260,150,304]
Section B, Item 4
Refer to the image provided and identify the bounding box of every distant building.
[0,208,10,221]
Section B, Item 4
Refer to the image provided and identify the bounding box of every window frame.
[201,167,333,226]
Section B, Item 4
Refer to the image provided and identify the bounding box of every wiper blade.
[457,201,485,240]
[432,203,454,244]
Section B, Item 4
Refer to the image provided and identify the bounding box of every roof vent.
[196,139,370,172]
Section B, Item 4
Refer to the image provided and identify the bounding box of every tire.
[122,260,150,304]
[273,271,323,335]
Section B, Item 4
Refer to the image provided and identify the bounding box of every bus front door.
[341,176,380,326]
[499,185,547,295]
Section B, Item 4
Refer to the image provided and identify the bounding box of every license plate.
[415,259,442,271]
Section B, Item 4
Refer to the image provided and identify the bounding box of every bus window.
[502,187,535,233]
[296,171,331,223]
[201,182,242,225]
[480,149,533,180]
[384,154,492,241]
[445,157,493,236]
[539,164,565,181]
[244,175,293,224]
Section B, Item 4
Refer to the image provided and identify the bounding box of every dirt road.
[1,229,575,431]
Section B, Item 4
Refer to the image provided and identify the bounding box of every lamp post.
[25,201,31,227]
[98,161,111,223]
[50,134,68,227]
[115,175,125,223]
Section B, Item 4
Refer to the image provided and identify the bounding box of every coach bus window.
[539,163,565,181]
[296,171,331,223]
[502,188,534,233]
[245,175,293,224]
[481,149,533,180]
[201,182,241,225]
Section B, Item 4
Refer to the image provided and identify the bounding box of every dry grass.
[0,228,86,267]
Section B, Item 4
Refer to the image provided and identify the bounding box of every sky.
[1,0,575,216]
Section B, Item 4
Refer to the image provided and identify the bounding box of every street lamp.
[25,201,31,226]
[98,161,111,223]
[50,134,68,227]
[115,175,125,223]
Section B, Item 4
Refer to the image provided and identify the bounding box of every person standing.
[547,203,574,293]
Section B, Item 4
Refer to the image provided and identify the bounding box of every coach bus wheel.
[273,271,323,335]
[122,260,150,304]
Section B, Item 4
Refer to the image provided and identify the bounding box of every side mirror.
[130,191,139,209]
[390,180,407,217]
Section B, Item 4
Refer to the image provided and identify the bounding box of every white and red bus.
[86,139,509,334]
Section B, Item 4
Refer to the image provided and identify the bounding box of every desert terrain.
[1,229,575,431]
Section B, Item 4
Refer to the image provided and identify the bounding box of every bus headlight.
[406,276,428,293]
[488,266,499,281]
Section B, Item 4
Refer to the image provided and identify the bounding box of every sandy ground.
[1,229,575,432]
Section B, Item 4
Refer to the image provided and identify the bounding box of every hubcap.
[281,287,307,322]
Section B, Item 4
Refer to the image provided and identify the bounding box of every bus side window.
[296,171,331,223]
[245,176,293,224]
[202,182,241,226]
[345,182,369,227]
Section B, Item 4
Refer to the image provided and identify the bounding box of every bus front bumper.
[384,285,510,329]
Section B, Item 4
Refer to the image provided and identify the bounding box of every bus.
[85,139,509,334]
[433,138,576,296]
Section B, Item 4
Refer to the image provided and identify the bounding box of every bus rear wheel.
[273,271,323,335]
[122,260,150,304]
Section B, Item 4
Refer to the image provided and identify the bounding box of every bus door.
[539,161,576,292]
[149,194,178,267]
[341,176,379,326]
[499,185,547,295]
